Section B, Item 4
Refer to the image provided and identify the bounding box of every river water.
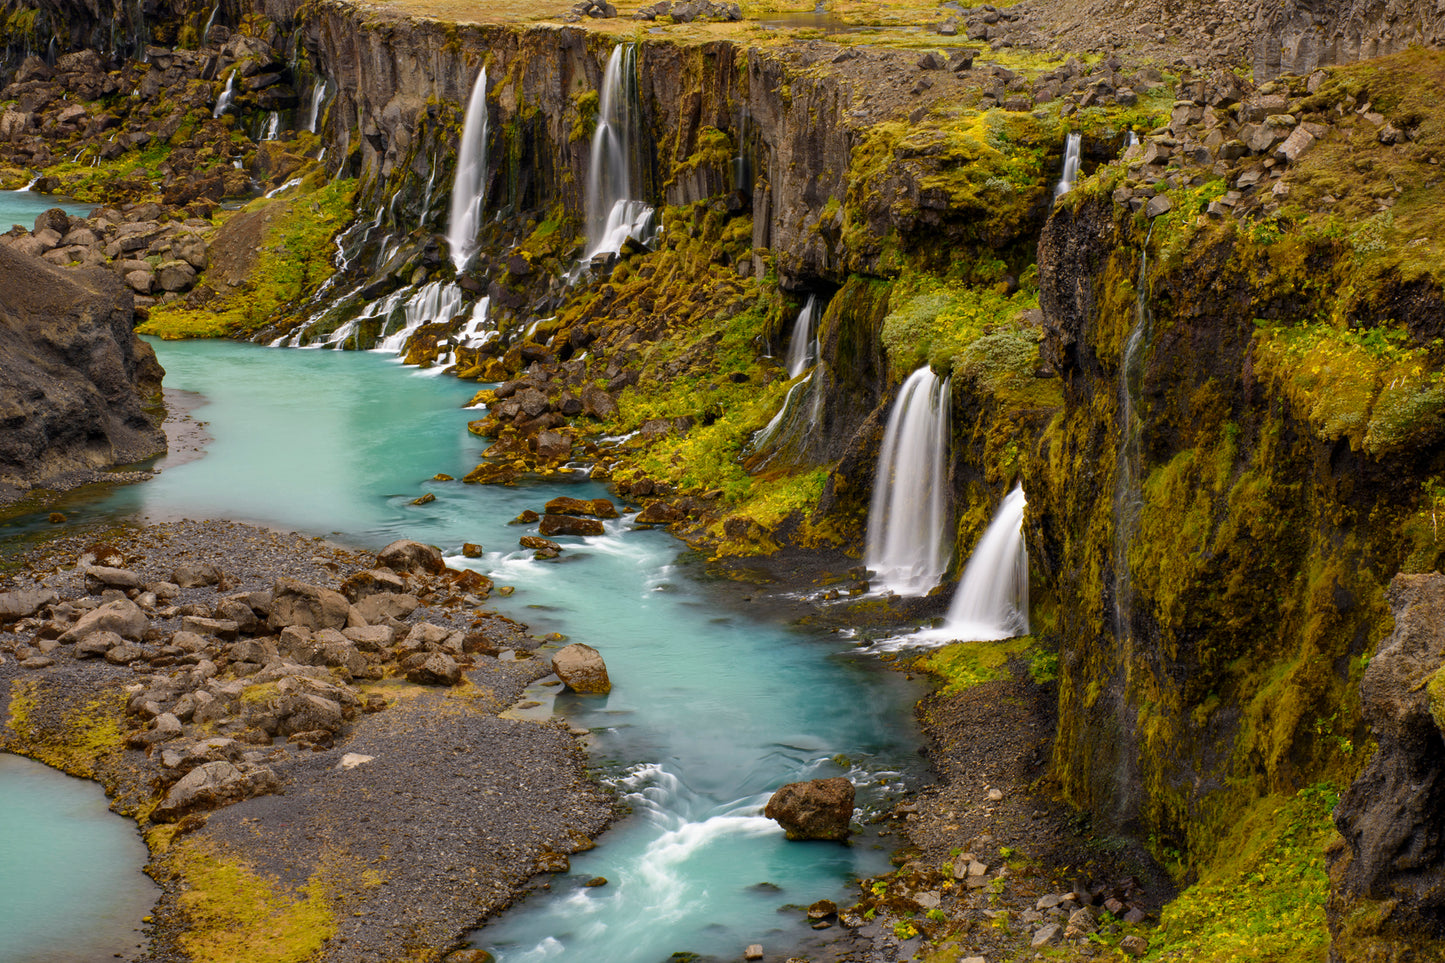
[0,189,92,231]
[1,338,925,962]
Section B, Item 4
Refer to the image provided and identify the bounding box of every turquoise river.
[0,338,927,963]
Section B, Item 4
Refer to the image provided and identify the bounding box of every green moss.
[915,636,1039,695]
[141,176,357,340]
[170,841,336,963]
[1145,786,1338,963]
[5,679,127,779]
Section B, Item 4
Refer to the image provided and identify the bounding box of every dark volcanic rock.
[0,245,164,504]
[765,776,855,840]
[1330,573,1445,960]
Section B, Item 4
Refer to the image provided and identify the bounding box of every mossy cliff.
[10,0,1445,957]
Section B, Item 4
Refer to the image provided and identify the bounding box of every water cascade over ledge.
[1053,131,1081,199]
[447,67,490,271]
[865,367,952,596]
[785,294,819,378]
[585,44,654,261]
[939,484,1029,640]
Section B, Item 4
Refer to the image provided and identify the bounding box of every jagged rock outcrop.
[1329,573,1445,961]
[0,244,164,504]
[1253,0,1445,80]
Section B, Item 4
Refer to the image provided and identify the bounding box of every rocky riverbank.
[0,520,613,962]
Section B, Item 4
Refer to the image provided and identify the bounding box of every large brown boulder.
[0,244,164,505]
[377,539,446,575]
[764,777,855,841]
[269,577,351,631]
[538,514,605,537]
[551,643,611,694]
[152,761,280,822]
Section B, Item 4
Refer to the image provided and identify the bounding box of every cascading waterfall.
[212,71,236,118]
[585,44,654,260]
[939,484,1029,640]
[784,294,819,378]
[260,111,280,141]
[865,367,952,596]
[446,67,489,272]
[1053,131,1082,199]
[1125,129,1140,151]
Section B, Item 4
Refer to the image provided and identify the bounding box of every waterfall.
[212,72,236,118]
[458,296,494,348]
[1053,132,1081,200]
[1125,129,1139,151]
[865,367,952,596]
[1113,221,1155,639]
[585,44,654,260]
[939,485,1029,641]
[446,67,489,272]
[742,370,826,476]
[733,108,752,193]
[201,2,219,43]
[304,81,328,133]
[375,281,467,354]
[260,111,280,141]
[784,295,819,378]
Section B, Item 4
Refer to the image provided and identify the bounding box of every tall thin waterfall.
[785,295,819,378]
[212,71,236,118]
[1053,132,1081,199]
[1113,222,1155,638]
[865,367,952,596]
[940,485,1029,640]
[447,67,489,272]
[585,44,653,260]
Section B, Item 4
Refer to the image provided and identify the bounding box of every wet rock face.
[1253,0,1445,79]
[0,244,165,505]
[1330,573,1445,960]
[551,642,611,694]
[764,776,855,840]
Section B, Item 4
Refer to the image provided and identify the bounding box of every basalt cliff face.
[5,0,1445,959]
[0,243,164,505]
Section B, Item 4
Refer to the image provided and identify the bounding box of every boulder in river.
[764,777,855,840]
[551,643,611,694]
[538,514,605,537]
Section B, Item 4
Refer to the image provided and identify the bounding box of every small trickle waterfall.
[212,71,236,118]
[742,370,826,475]
[260,111,280,141]
[585,44,654,260]
[1125,129,1140,151]
[446,67,489,271]
[1113,222,1155,638]
[784,294,819,378]
[940,484,1029,640]
[1053,131,1082,199]
[201,3,220,42]
[865,367,952,596]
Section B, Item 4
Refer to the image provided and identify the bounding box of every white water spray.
[785,294,819,378]
[939,484,1029,640]
[585,45,654,260]
[1053,131,1081,200]
[865,367,952,596]
[212,71,236,118]
[446,67,489,271]
[304,81,328,133]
